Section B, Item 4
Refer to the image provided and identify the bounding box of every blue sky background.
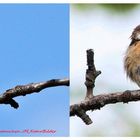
[0,4,69,137]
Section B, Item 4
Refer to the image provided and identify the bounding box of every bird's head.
[131,25,140,40]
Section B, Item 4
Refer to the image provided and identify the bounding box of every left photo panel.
[0,4,69,137]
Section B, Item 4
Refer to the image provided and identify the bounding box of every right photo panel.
[70,4,140,137]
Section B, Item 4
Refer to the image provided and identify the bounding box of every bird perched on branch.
[124,25,140,87]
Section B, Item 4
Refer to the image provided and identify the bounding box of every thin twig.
[85,49,101,100]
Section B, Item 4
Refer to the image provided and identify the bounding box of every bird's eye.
[136,33,140,40]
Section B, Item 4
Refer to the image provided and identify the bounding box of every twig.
[0,78,69,109]
[85,49,101,100]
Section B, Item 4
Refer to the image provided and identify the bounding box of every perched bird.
[124,25,140,87]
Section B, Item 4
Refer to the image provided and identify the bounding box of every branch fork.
[70,49,140,125]
[70,49,101,125]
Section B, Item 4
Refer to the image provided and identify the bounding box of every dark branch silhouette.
[70,49,140,125]
[0,78,69,108]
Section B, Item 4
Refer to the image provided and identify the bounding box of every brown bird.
[124,25,140,87]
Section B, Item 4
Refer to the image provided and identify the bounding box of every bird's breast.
[124,41,140,85]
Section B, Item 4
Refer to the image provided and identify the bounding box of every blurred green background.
[74,4,138,13]
[70,4,140,137]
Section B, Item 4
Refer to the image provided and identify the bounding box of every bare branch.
[70,90,140,124]
[0,78,69,109]
[70,49,140,125]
